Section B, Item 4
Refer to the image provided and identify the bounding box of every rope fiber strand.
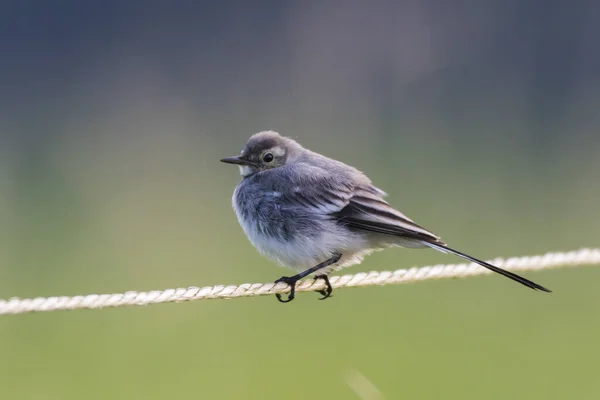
[1,248,599,316]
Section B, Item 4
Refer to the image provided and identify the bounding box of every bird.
[220,131,551,303]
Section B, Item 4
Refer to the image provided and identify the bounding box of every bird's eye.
[263,153,274,163]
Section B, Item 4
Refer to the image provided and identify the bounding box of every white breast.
[234,197,371,273]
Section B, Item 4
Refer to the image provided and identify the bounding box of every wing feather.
[273,163,442,243]
[334,189,443,243]
[275,164,354,215]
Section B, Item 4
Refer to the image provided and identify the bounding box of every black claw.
[274,276,298,303]
[272,253,342,303]
[314,275,333,300]
[275,293,294,303]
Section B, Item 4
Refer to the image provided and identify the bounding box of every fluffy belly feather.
[235,205,372,272]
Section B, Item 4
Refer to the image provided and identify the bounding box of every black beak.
[220,156,253,166]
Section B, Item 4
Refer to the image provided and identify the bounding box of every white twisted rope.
[1,248,598,315]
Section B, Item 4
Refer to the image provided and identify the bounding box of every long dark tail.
[423,242,551,292]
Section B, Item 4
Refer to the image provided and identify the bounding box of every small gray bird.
[221,131,551,302]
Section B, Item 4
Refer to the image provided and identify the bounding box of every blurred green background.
[1,1,599,399]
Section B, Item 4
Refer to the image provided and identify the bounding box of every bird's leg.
[274,253,342,303]
[314,275,333,300]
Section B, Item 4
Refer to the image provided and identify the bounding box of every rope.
[1,248,598,315]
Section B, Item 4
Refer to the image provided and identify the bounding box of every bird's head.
[220,131,302,177]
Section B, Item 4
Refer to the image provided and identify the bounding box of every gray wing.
[275,162,443,243]
[275,163,355,215]
[333,185,443,244]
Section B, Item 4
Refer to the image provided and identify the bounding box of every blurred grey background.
[1,1,599,399]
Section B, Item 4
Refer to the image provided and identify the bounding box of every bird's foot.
[314,275,333,300]
[274,276,299,303]
[273,253,342,303]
